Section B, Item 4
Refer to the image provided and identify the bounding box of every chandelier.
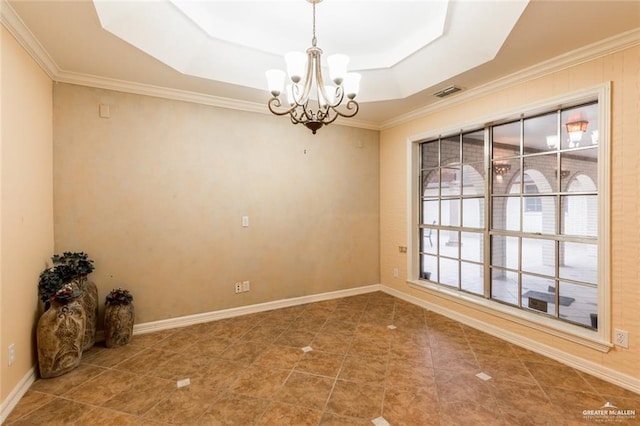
[265,0,361,134]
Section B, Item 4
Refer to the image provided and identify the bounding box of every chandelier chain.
[311,1,317,47]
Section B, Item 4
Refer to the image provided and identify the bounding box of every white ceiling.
[3,0,640,128]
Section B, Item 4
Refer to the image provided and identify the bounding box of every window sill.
[407,279,612,353]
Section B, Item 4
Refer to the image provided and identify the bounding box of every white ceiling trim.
[1,0,58,79]
[380,27,640,130]
[1,0,379,130]
[93,0,527,103]
[3,0,639,133]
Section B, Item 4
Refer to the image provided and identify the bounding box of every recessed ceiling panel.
[93,0,528,102]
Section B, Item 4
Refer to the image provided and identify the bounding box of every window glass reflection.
[561,195,597,237]
[559,242,597,284]
[491,269,519,306]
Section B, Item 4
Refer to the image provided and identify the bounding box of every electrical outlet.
[8,343,15,366]
[234,282,242,294]
[393,268,399,278]
[242,281,250,292]
[614,329,629,348]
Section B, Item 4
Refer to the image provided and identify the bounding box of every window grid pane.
[418,101,599,331]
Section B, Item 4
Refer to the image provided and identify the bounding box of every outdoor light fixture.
[566,120,588,143]
[265,0,360,134]
[493,164,511,176]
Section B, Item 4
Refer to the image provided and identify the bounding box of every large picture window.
[414,89,609,345]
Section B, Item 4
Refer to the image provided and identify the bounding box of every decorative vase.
[74,278,98,350]
[104,303,135,348]
[36,298,86,379]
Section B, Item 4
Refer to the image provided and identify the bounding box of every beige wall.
[53,84,380,324]
[0,27,54,401]
[380,45,640,378]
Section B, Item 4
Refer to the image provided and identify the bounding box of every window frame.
[406,83,611,351]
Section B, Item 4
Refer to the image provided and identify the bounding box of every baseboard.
[0,285,382,422]
[381,285,640,395]
[133,284,383,335]
[0,366,37,424]
[10,280,629,420]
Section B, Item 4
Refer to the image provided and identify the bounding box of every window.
[412,86,609,347]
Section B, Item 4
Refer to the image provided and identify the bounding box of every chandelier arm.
[267,97,299,117]
[295,49,316,106]
[329,100,359,119]
[290,104,309,124]
[320,108,340,126]
[314,53,345,109]
[324,86,345,109]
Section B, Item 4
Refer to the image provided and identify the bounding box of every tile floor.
[5,292,640,425]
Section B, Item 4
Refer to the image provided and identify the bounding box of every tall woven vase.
[74,278,98,350]
[36,298,86,378]
[104,303,135,348]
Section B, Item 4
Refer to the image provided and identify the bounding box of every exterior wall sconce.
[566,120,589,143]
[493,164,511,176]
[546,135,559,149]
[555,169,571,179]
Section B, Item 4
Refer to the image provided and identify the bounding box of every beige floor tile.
[347,336,389,361]
[274,329,318,348]
[383,387,440,426]
[7,398,93,426]
[197,393,269,425]
[29,364,107,395]
[321,319,359,337]
[389,340,433,368]
[100,374,175,416]
[290,316,329,332]
[3,391,55,424]
[251,343,303,370]
[184,335,234,357]
[386,359,435,391]
[142,384,223,424]
[276,372,335,410]
[148,350,212,380]
[339,355,387,385]
[128,329,177,347]
[239,325,286,343]
[319,412,372,425]
[475,353,536,384]
[218,340,268,365]
[151,329,201,352]
[439,400,504,426]
[8,292,637,426]
[542,386,608,423]
[80,342,145,367]
[258,402,323,425]
[112,348,174,375]
[311,331,353,354]
[228,364,290,399]
[77,406,159,425]
[62,368,138,405]
[295,350,344,378]
[434,370,496,406]
[525,361,591,391]
[189,357,248,389]
[326,380,384,420]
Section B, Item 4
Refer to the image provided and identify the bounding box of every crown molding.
[1,0,58,78]
[380,27,640,130]
[1,0,379,131]
[4,0,636,134]
[55,70,381,131]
